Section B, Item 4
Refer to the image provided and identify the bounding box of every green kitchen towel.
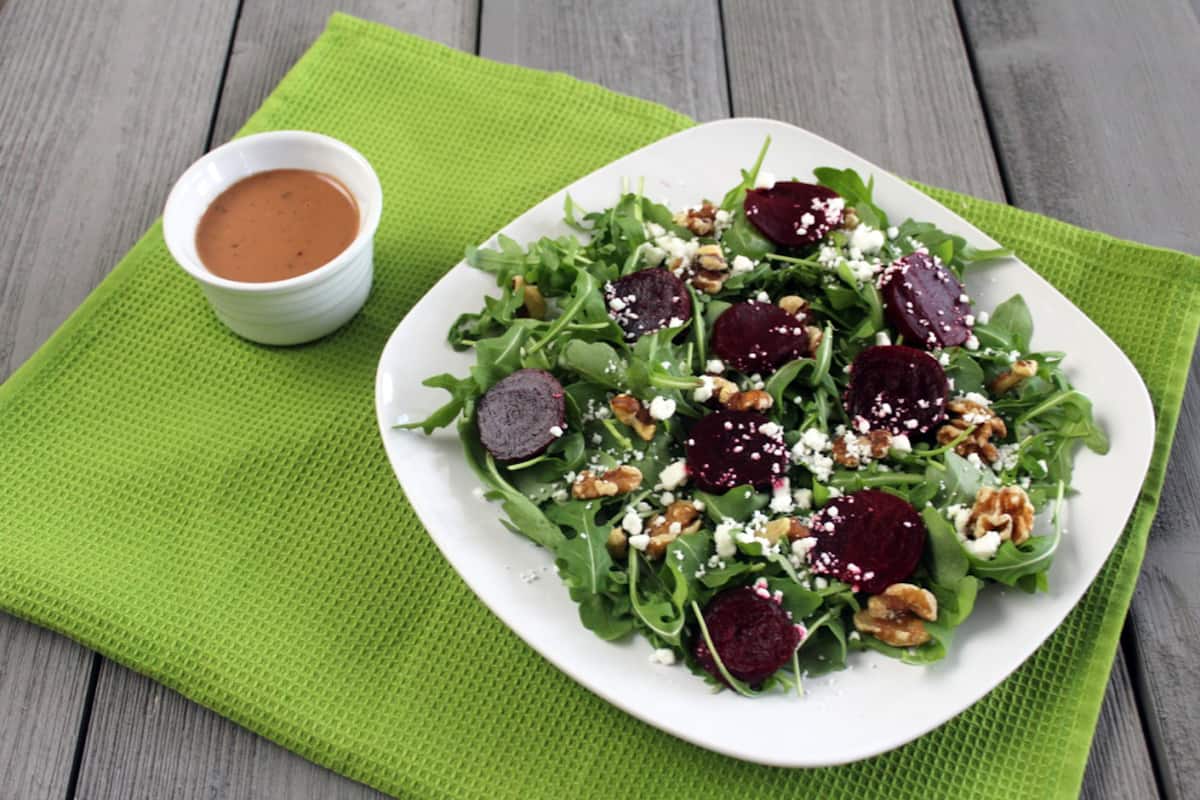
[2,14,1198,800]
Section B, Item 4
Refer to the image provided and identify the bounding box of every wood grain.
[0,1,239,797]
[76,664,386,800]
[72,3,476,798]
[1082,645,1162,799]
[0,613,94,800]
[959,1,1200,796]
[210,0,479,145]
[722,0,1003,197]
[724,2,1159,797]
[479,0,729,120]
[0,0,240,380]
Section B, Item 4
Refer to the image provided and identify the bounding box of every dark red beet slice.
[845,345,948,435]
[807,489,926,594]
[604,268,692,342]
[685,409,788,492]
[743,181,845,247]
[710,301,809,374]
[694,587,801,686]
[476,369,566,462]
[878,252,973,349]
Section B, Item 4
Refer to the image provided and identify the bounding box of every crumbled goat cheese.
[649,648,677,666]
[714,524,738,558]
[848,224,885,255]
[731,254,756,274]
[693,375,715,403]
[629,534,651,552]
[874,330,892,346]
[549,425,564,438]
[965,334,980,351]
[706,359,725,374]
[976,310,990,324]
[658,460,688,490]
[621,506,644,535]
[770,479,794,514]
[886,226,899,239]
[654,233,700,272]
[791,536,817,560]
[641,244,667,267]
[791,428,834,482]
[648,396,677,421]
[755,171,777,189]
[792,488,814,510]
[890,434,912,453]
[962,530,1001,560]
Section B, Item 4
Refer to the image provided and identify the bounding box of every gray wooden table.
[1,1,1196,797]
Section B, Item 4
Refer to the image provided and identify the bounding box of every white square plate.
[374,118,1154,766]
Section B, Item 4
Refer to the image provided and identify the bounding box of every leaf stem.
[689,600,761,698]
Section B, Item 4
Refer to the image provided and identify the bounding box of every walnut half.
[966,485,1035,546]
[853,583,938,647]
[937,397,1007,463]
[989,359,1038,395]
[610,394,656,441]
[572,466,643,500]
[643,501,703,559]
[831,429,893,468]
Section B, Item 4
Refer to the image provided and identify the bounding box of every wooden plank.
[0,0,240,380]
[1082,644,1162,799]
[959,2,1200,797]
[210,0,480,145]
[77,665,385,800]
[0,1,240,798]
[0,614,93,800]
[723,1,1160,797]
[723,0,1002,197]
[479,0,729,120]
[73,3,476,798]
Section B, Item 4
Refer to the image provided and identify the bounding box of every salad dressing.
[195,169,359,283]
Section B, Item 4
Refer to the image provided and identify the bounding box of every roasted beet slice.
[604,268,692,342]
[806,489,926,593]
[685,409,788,492]
[743,181,845,247]
[710,301,809,374]
[845,345,948,435]
[694,586,801,686]
[878,252,973,349]
[476,369,566,462]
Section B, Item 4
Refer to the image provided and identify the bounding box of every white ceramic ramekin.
[163,131,383,346]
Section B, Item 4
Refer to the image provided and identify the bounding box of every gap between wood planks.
[950,0,1169,795]
[59,2,250,796]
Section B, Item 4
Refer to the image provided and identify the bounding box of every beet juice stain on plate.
[195,169,360,283]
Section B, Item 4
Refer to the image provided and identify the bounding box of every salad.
[402,139,1107,697]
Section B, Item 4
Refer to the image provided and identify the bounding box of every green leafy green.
[399,141,1104,695]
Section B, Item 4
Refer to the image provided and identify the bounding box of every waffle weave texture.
[2,14,1199,800]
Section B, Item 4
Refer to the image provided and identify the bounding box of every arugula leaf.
[694,486,769,523]
[470,322,535,391]
[813,167,888,230]
[578,594,635,640]
[558,340,626,389]
[548,500,613,597]
[628,551,686,645]
[921,506,968,586]
[987,294,1034,352]
[396,373,477,434]
[719,136,770,212]
[473,445,565,550]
